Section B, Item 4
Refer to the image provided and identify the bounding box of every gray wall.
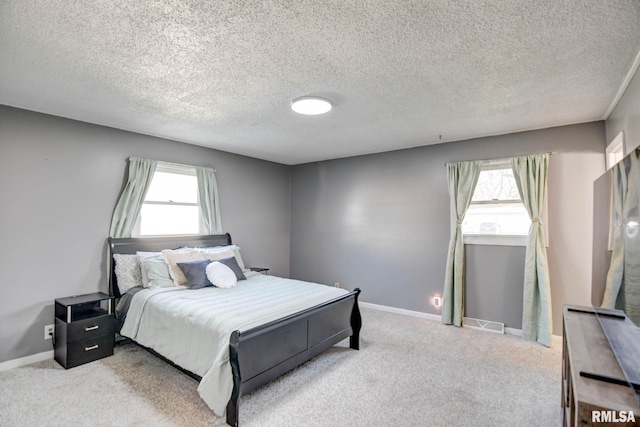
[606,65,640,152]
[0,105,290,364]
[0,102,610,364]
[290,122,606,334]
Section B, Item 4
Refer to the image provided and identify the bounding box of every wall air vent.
[463,317,505,334]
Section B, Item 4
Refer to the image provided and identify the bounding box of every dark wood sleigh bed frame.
[108,234,362,427]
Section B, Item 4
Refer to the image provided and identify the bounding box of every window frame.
[606,131,625,170]
[462,159,547,247]
[131,162,204,237]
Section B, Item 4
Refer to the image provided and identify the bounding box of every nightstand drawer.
[66,314,114,342]
[65,334,115,368]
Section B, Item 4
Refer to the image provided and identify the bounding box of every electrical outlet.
[44,324,54,340]
[334,282,340,288]
[433,296,441,308]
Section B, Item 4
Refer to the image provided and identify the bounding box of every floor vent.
[463,317,505,334]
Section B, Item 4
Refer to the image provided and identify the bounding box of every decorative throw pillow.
[113,254,142,294]
[161,249,207,286]
[217,257,246,281]
[177,259,213,290]
[140,255,174,288]
[205,261,238,289]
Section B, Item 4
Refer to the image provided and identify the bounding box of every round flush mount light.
[291,96,332,115]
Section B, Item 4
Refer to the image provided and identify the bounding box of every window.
[133,163,202,236]
[462,161,531,246]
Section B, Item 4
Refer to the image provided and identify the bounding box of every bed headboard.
[107,233,232,298]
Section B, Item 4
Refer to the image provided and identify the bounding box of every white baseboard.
[360,301,442,322]
[505,327,522,337]
[360,301,534,338]
[0,350,54,372]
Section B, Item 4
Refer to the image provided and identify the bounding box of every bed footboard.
[226,288,361,427]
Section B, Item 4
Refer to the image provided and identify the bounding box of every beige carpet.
[0,307,562,427]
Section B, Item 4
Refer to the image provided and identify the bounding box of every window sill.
[463,234,527,247]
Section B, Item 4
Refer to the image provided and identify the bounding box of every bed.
[108,234,361,427]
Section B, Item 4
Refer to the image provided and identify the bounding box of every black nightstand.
[249,267,269,274]
[54,292,115,369]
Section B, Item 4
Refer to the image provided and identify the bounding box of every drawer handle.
[85,344,99,352]
[85,325,99,332]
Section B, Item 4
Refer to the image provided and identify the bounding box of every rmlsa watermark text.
[592,410,636,423]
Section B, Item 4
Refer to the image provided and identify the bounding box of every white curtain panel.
[109,157,157,238]
[511,154,552,347]
[196,166,223,235]
[442,161,481,327]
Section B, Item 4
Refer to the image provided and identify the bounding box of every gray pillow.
[218,257,246,281]
[177,259,213,289]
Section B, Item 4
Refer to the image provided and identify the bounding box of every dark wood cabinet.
[54,292,115,369]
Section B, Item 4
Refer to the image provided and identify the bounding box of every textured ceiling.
[1,1,640,165]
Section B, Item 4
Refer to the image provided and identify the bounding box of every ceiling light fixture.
[291,96,332,115]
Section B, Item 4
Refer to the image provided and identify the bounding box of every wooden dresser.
[562,305,640,426]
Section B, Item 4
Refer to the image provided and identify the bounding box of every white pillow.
[140,255,174,288]
[198,245,248,271]
[201,248,235,263]
[231,245,247,272]
[205,261,238,288]
[136,251,161,287]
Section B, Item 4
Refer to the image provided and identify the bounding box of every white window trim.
[155,161,197,176]
[463,233,527,246]
[606,131,625,170]
[480,158,512,171]
[463,158,548,247]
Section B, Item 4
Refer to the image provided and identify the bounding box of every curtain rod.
[131,157,216,172]
[444,151,557,166]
